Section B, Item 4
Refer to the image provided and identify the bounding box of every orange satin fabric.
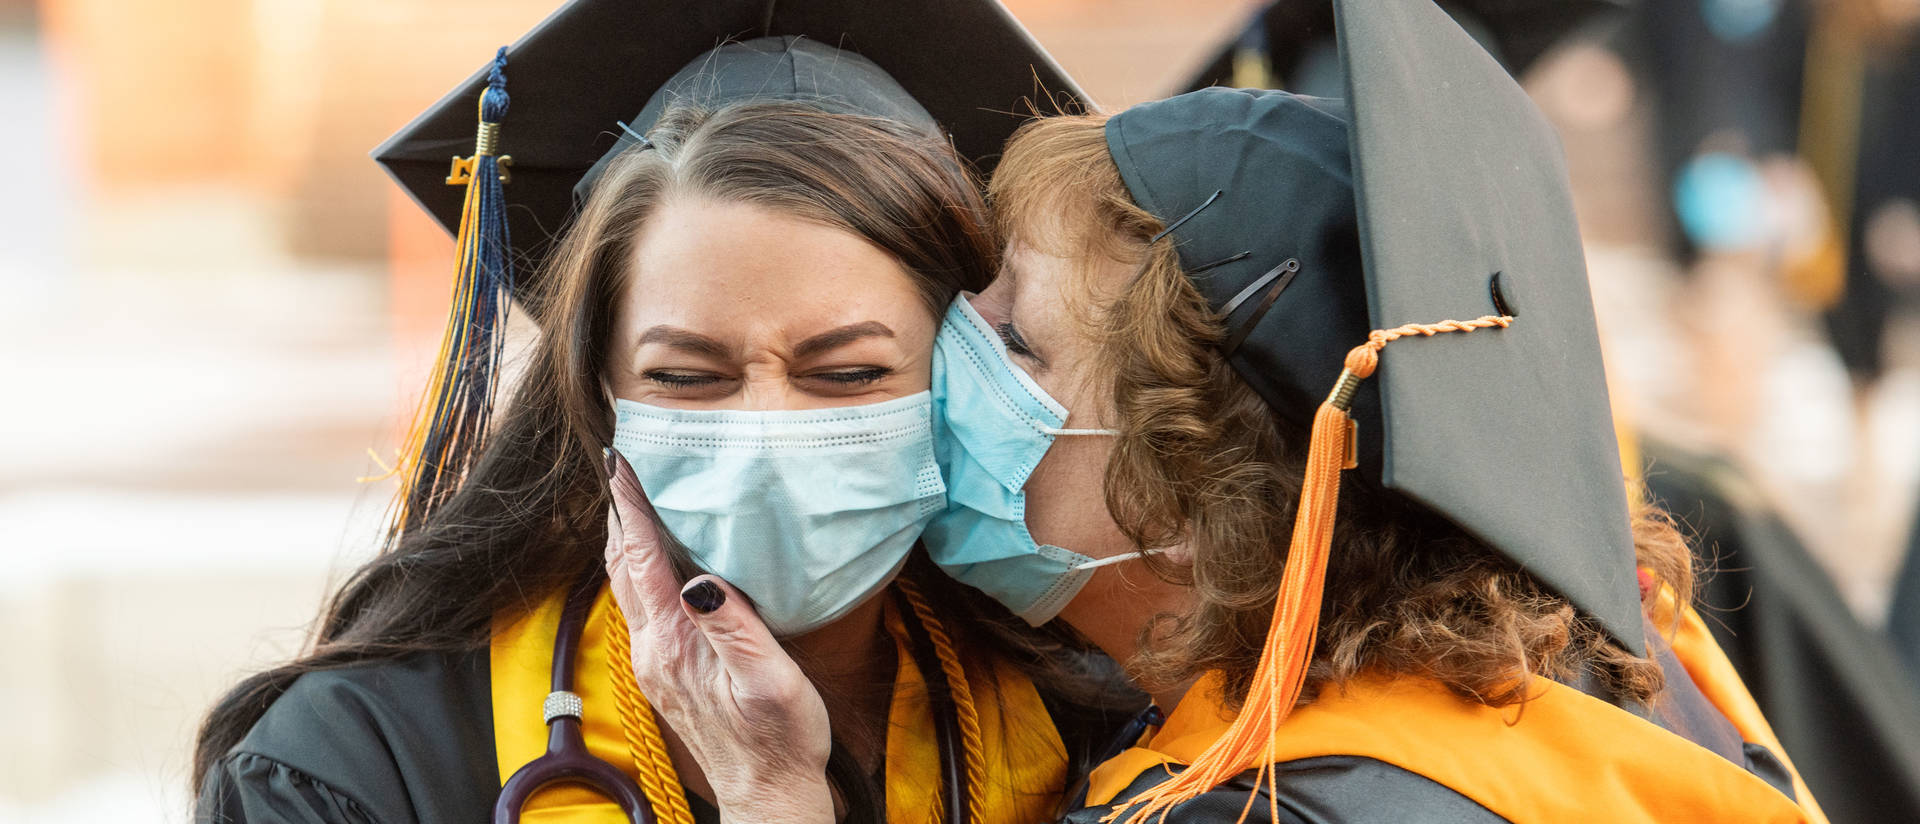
[1088,607,1825,824]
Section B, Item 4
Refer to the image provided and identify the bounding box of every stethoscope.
[495,575,654,823]
[491,573,966,824]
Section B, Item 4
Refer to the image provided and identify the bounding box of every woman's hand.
[603,448,836,824]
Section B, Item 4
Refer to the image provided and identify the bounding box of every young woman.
[630,4,1830,822]
[193,37,1131,824]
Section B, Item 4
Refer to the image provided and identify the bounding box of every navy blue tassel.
[378,46,516,535]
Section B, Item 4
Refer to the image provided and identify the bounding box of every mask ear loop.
[1071,547,1168,571]
[1041,425,1121,437]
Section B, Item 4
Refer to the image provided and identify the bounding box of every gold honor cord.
[895,577,990,824]
[1111,315,1514,824]
[600,581,990,824]
[603,604,698,824]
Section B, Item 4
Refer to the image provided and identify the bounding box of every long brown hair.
[193,100,1099,791]
[990,112,1696,710]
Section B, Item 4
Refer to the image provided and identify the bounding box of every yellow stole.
[491,583,1070,823]
[1087,605,1827,824]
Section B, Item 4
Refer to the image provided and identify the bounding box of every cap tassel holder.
[373,47,516,534]
[1112,315,1512,824]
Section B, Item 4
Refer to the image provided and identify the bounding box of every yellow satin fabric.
[1087,605,1826,824]
[881,596,1072,824]
[491,584,1069,823]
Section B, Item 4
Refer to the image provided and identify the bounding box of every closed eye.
[644,370,728,388]
[996,323,1036,358]
[806,367,892,385]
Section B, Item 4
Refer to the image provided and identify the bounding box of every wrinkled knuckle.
[741,679,809,715]
[705,623,759,651]
[631,672,666,697]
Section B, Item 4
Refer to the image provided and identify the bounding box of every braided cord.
[1111,314,1514,824]
[603,602,698,824]
[895,578,989,824]
[1342,315,1513,378]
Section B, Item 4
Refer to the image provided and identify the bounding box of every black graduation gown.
[197,649,499,823]
[195,646,1132,823]
[1641,439,1920,824]
[194,649,712,824]
[1889,492,1920,678]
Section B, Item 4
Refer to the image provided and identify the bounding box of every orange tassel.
[1110,315,1510,824]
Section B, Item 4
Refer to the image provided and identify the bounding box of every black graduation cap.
[1109,2,1640,809]
[1110,0,1638,682]
[1183,0,1632,94]
[372,0,1085,284]
[366,0,1083,539]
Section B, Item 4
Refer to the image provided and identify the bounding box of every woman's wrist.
[716,776,835,824]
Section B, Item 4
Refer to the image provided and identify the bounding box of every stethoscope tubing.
[490,575,968,824]
[493,575,655,824]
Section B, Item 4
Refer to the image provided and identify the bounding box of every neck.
[787,594,897,764]
[1057,564,1195,711]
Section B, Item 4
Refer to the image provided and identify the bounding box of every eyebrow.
[636,326,730,358]
[792,321,895,359]
[634,322,896,360]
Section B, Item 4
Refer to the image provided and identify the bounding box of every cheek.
[1020,436,1134,558]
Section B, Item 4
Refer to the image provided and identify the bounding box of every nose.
[735,371,802,410]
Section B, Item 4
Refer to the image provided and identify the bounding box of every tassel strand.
[1110,314,1512,824]
[369,47,517,539]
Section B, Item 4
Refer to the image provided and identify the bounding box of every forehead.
[1002,237,1129,317]
[623,198,931,333]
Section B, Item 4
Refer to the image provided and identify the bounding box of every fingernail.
[681,580,725,614]
[602,446,616,481]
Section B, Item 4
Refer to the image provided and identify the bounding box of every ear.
[1157,539,1196,569]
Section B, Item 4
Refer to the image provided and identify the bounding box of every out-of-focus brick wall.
[1008,0,1260,108]
[40,0,1262,263]
[39,0,553,260]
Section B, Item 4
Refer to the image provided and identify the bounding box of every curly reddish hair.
[989,113,1694,708]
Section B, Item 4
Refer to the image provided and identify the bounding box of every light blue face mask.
[923,297,1141,625]
[611,392,944,637]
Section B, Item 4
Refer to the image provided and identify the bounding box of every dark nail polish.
[602,446,616,481]
[682,580,725,614]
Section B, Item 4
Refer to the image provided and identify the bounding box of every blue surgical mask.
[611,392,944,636]
[923,297,1132,625]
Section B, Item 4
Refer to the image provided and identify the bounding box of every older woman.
[633,3,1831,823]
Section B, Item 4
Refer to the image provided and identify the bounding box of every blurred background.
[1,0,1916,820]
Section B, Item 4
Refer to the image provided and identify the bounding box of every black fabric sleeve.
[197,752,381,824]
[1643,440,1920,824]
[1061,758,1507,824]
[192,648,498,824]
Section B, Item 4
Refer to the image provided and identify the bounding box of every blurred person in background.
[1601,3,1920,819]
[1190,1,1920,820]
